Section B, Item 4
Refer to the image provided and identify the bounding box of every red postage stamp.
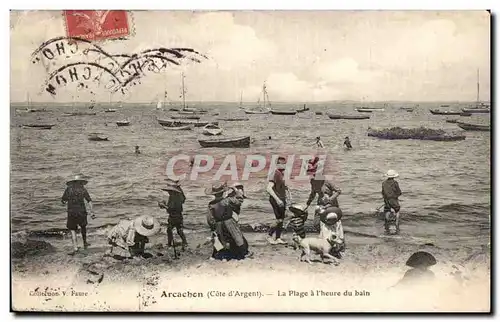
[63,10,130,41]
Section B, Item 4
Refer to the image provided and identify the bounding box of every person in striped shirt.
[286,204,308,239]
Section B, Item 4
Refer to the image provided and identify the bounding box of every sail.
[156,99,163,110]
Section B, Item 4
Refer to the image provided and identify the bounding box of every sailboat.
[20,93,46,113]
[239,91,244,110]
[244,83,271,114]
[104,93,117,112]
[168,73,207,114]
[462,69,490,114]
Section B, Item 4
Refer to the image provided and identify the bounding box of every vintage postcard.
[10,10,491,312]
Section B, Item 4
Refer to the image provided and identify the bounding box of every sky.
[10,10,491,103]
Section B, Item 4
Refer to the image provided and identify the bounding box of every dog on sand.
[292,234,340,265]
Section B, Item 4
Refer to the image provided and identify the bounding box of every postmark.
[63,10,131,42]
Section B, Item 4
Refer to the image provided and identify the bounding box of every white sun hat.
[385,169,399,178]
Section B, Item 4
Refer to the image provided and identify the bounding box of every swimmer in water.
[315,136,325,148]
[135,146,141,155]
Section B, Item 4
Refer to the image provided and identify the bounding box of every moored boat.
[22,124,55,129]
[202,124,223,136]
[446,119,458,124]
[315,111,323,115]
[88,133,109,141]
[198,136,251,148]
[460,112,472,117]
[296,104,309,113]
[328,114,370,120]
[105,109,117,113]
[162,124,194,131]
[270,110,297,115]
[217,117,250,122]
[456,122,490,131]
[63,112,97,116]
[245,83,272,115]
[171,115,201,120]
[116,120,130,127]
[355,107,384,112]
[429,109,463,115]
[158,118,218,128]
[461,107,490,114]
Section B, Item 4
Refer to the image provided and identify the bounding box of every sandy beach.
[11,230,490,312]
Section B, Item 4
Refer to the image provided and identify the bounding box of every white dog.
[292,234,340,265]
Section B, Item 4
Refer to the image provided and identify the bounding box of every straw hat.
[204,183,229,195]
[231,182,246,198]
[133,215,160,237]
[161,179,183,193]
[385,169,399,178]
[66,174,88,186]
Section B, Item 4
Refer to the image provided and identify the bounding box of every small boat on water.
[217,117,250,122]
[355,107,384,112]
[429,109,463,115]
[400,107,414,112]
[202,124,223,136]
[446,119,458,124]
[63,112,97,116]
[271,110,297,115]
[328,114,370,120]
[171,115,201,120]
[315,111,323,115]
[460,112,472,117]
[22,124,55,130]
[88,133,109,141]
[28,108,47,113]
[462,107,490,114]
[456,122,490,131]
[116,120,130,127]
[198,136,251,148]
[440,104,450,108]
[163,124,193,131]
[244,83,271,115]
[105,108,117,113]
[158,118,218,128]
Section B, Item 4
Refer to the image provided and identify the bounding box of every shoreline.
[11,231,491,312]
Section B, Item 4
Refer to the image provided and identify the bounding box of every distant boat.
[456,122,490,131]
[462,70,490,114]
[328,114,370,120]
[162,124,194,131]
[355,108,373,113]
[158,118,218,128]
[198,136,251,148]
[315,111,323,115]
[63,112,97,116]
[460,112,472,117]
[202,124,223,136]
[429,109,463,115]
[355,107,384,112]
[116,120,130,127]
[270,110,297,115]
[105,109,117,113]
[440,104,450,108]
[22,124,54,130]
[446,119,458,124]
[244,82,271,114]
[400,107,414,112]
[88,133,109,141]
[217,117,249,122]
[171,115,201,120]
[296,104,309,113]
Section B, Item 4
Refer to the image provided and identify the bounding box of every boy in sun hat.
[106,215,160,259]
[382,169,402,233]
[158,179,188,249]
[61,174,95,255]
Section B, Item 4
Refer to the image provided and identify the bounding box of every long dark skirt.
[212,220,249,260]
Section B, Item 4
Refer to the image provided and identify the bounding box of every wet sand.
[11,231,490,312]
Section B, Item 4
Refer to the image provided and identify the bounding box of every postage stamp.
[63,10,131,41]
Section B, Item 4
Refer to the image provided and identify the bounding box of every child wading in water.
[266,156,290,245]
[61,174,95,255]
[382,169,402,234]
[159,179,188,250]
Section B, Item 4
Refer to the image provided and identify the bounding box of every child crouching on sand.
[106,215,160,259]
[286,204,308,239]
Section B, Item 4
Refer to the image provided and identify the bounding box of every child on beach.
[61,174,95,255]
[382,169,402,233]
[158,179,188,249]
[106,215,160,259]
[286,204,308,239]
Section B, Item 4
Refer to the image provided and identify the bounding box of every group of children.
[61,155,402,258]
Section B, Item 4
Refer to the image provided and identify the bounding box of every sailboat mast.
[476,69,480,105]
[181,72,186,109]
[240,91,243,108]
[263,83,266,109]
